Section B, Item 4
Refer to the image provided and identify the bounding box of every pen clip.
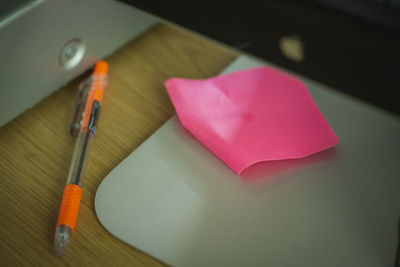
[70,78,92,136]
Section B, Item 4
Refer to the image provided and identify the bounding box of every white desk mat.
[95,56,400,267]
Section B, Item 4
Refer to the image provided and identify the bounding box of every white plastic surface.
[95,56,400,267]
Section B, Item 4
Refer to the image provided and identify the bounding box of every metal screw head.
[63,45,77,59]
[59,38,85,69]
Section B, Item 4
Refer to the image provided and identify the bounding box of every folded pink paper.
[165,67,339,174]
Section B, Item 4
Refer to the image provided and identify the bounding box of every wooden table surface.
[0,23,237,266]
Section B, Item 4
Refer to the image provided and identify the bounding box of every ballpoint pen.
[54,61,109,256]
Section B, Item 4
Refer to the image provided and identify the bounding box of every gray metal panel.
[95,56,400,267]
[0,0,157,126]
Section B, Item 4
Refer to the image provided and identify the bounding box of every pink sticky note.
[165,67,339,174]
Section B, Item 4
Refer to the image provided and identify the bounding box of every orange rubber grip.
[56,184,82,231]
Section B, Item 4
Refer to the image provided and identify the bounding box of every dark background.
[121,0,400,115]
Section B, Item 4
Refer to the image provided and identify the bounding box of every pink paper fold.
[165,67,339,174]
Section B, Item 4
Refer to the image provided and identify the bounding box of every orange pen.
[54,61,108,256]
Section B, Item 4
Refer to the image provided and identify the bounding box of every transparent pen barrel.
[65,130,94,186]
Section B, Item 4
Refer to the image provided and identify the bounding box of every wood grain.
[0,23,237,266]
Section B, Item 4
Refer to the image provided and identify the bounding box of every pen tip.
[54,225,72,256]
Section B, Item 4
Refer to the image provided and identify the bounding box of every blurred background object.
[124,0,400,116]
